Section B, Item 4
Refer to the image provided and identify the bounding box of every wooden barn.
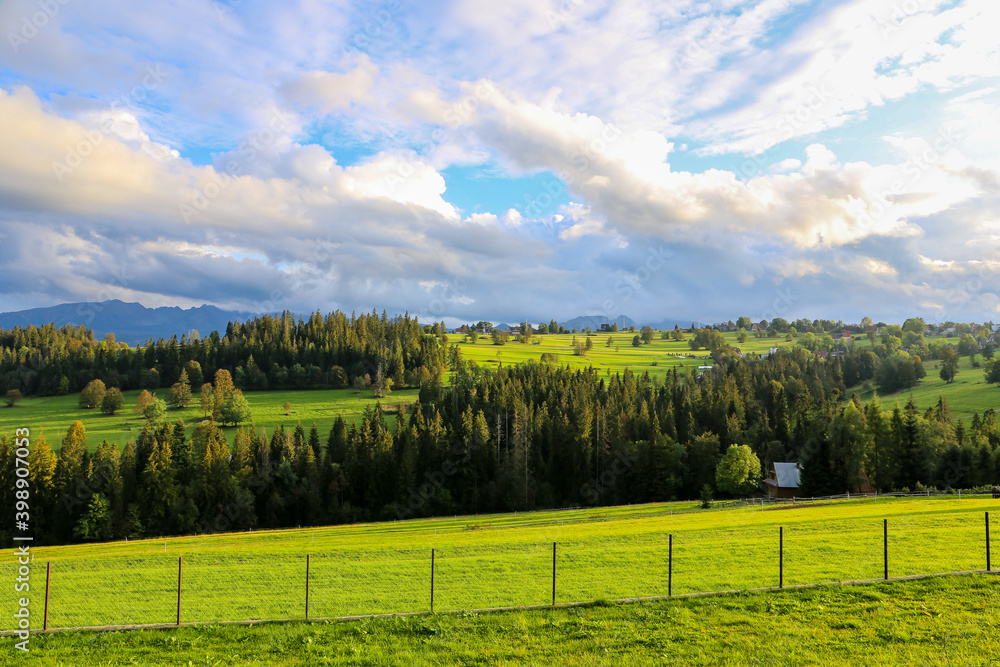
[765,462,802,498]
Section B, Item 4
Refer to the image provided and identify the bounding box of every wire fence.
[1,506,995,634]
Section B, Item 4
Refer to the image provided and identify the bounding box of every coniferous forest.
[1,311,998,546]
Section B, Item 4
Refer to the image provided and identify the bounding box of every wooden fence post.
[430,549,435,613]
[779,526,784,589]
[551,542,557,606]
[176,556,182,626]
[668,534,673,597]
[883,519,888,580]
[43,562,51,631]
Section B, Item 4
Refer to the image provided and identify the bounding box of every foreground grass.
[6,574,999,666]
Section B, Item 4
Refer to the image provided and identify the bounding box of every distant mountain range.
[559,314,638,331]
[0,301,698,344]
[0,300,256,345]
[558,315,697,331]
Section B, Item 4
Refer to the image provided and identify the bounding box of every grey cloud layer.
[0,0,998,324]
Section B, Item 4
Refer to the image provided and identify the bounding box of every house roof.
[771,462,801,488]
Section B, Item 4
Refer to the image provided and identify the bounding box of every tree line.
[0,310,449,397]
[3,345,998,546]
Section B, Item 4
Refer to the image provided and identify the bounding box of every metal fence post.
[430,548,435,613]
[305,554,311,620]
[987,512,991,572]
[668,534,673,597]
[883,519,888,580]
[176,556,182,626]
[779,526,784,589]
[551,542,557,606]
[43,562,51,631]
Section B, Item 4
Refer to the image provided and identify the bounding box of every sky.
[0,0,998,327]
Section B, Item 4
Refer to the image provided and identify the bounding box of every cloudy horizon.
[1,0,998,327]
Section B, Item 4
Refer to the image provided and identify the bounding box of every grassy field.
[7,573,999,666]
[2,330,996,449]
[454,332,717,381]
[0,388,419,451]
[853,353,1000,420]
[1,496,995,633]
[461,330,1000,418]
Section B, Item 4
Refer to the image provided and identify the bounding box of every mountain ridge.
[0,300,257,345]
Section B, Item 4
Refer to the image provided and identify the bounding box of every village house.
[765,463,802,498]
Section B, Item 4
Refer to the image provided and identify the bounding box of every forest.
[0,310,449,398]
[2,318,998,546]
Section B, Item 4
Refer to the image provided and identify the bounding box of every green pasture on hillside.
[1,496,995,632]
[0,388,419,451]
[3,328,997,449]
[853,353,1000,419]
[453,331,716,381]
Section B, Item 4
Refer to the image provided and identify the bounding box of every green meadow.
[455,331,718,379]
[1,496,994,632]
[0,388,419,452]
[1,329,996,450]
[9,574,1000,666]
[459,330,999,418]
[853,352,1000,420]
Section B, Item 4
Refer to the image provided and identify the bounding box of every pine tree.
[168,369,193,409]
[28,435,59,542]
[141,437,177,535]
[898,400,928,489]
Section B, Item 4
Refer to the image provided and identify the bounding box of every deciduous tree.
[715,444,761,496]
[4,389,22,407]
[79,379,106,409]
[101,387,125,415]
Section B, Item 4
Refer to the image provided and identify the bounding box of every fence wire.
[1,505,995,633]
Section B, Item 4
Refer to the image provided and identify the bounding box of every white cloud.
[2,0,1000,325]
[692,0,1000,154]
